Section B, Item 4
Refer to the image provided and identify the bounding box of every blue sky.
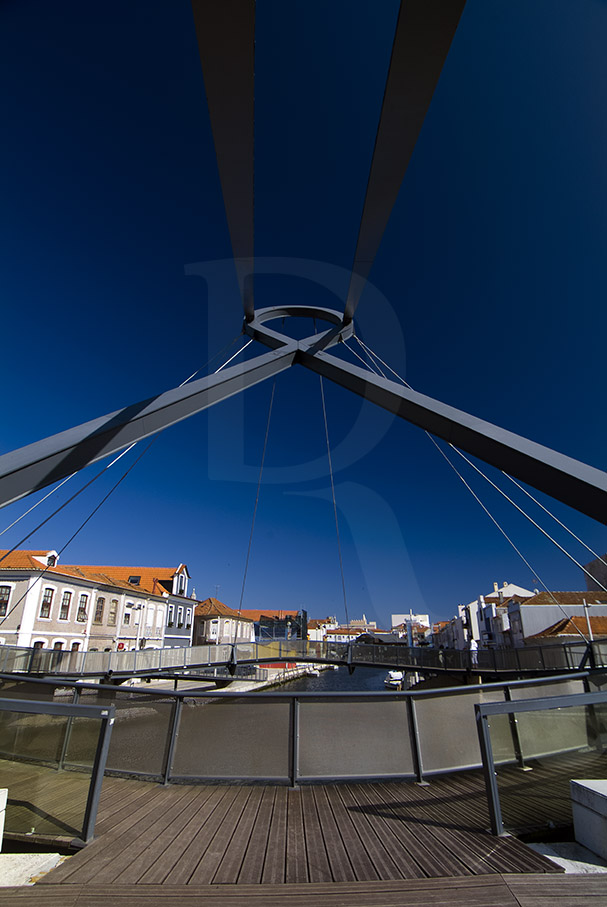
[1,0,606,628]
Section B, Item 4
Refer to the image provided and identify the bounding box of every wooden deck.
[2,767,607,904]
[28,773,556,885]
[1,875,607,906]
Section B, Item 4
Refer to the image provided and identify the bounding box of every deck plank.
[163,787,241,885]
[323,784,380,881]
[189,787,255,884]
[139,787,232,884]
[261,786,288,884]
[301,785,332,882]
[285,789,309,884]
[213,786,264,884]
[237,786,276,884]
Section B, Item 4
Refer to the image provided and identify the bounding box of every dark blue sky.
[1,0,606,627]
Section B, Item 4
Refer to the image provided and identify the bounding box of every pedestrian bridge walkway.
[1,636,605,682]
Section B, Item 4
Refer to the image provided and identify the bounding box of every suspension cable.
[347,337,597,636]
[0,473,76,539]
[237,380,276,617]
[0,438,156,626]
[319,376,349,626]
[213,338,253,374]
[450,446,607,595]
[356,336,607,597]
[424,434,588,639]
[0,443,138,567]
[0,333,249,547]
[502,472,607,572]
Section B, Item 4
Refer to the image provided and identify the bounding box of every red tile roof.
[239,609,298,622]
[527,615,607,639]
[194,598,254,621]
[62,564,184,596]
[307,618,336,629]
[521,591,607,606]
[0,551,179,598]
[0,550,54,569]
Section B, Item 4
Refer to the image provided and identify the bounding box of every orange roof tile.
[62,564,184,596]
[0,551,176,599]
[239,609,299,622]
[521,591,607,606]
[194,598,254,620]
[527,615,607,639]
[0,549,55,569]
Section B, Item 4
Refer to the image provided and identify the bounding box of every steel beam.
[344,0,467,322]
[1,305,606,525]
[0,343,296,509]
[295,340,607,524]
[191,0,255,320]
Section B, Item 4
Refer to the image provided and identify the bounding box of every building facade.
[0,549,195,653]
[193,598,255,645]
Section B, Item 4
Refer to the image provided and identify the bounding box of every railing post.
[475,704,504,836]
[58,685,81,770]
[405,696,426,785]
[162,697,183,785]
[290,697,300,788]
[503,686,528,770]
[81,706,115,843]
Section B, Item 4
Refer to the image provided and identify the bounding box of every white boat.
[384,670,404,689]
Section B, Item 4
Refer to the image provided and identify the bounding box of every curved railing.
[0,670,592,786]
[1,637,605,678]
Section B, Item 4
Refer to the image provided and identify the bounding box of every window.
[93,597,105,624]
[39,588,54,619]
[108,599,118,626]
[53,641,63,650]
[123,611,131,626]
[186,608,192,629]
[71,642,80,652]
[128,576,141,586]
[47,554,56,567]
[59,591,72,620]
[168,605,174,627]
[77,594,88,622]
[177,606,184,628]
[0,585,10,617]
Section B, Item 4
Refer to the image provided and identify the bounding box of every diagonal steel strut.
[0,306,605,524]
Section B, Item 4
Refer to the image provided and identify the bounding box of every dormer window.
[128,576,141,586]
[47,555,56,567]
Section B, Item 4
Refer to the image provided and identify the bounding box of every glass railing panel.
[298,697,413,779]
[0,678,66,702]
[0,647,38,673]
[510,677,585,700]
[415,689,505,773]
[486,702,607,833]
[171,697,291,781]
[593,642,607,668]
[82,689,173,776]
[0,699,113,841]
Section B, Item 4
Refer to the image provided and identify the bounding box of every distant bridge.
[1,637,605,684]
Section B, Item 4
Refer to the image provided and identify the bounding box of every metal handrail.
[0,637,604,678]
[475,688,607,835]
[0,670,590,788]
[0,696,115,844]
